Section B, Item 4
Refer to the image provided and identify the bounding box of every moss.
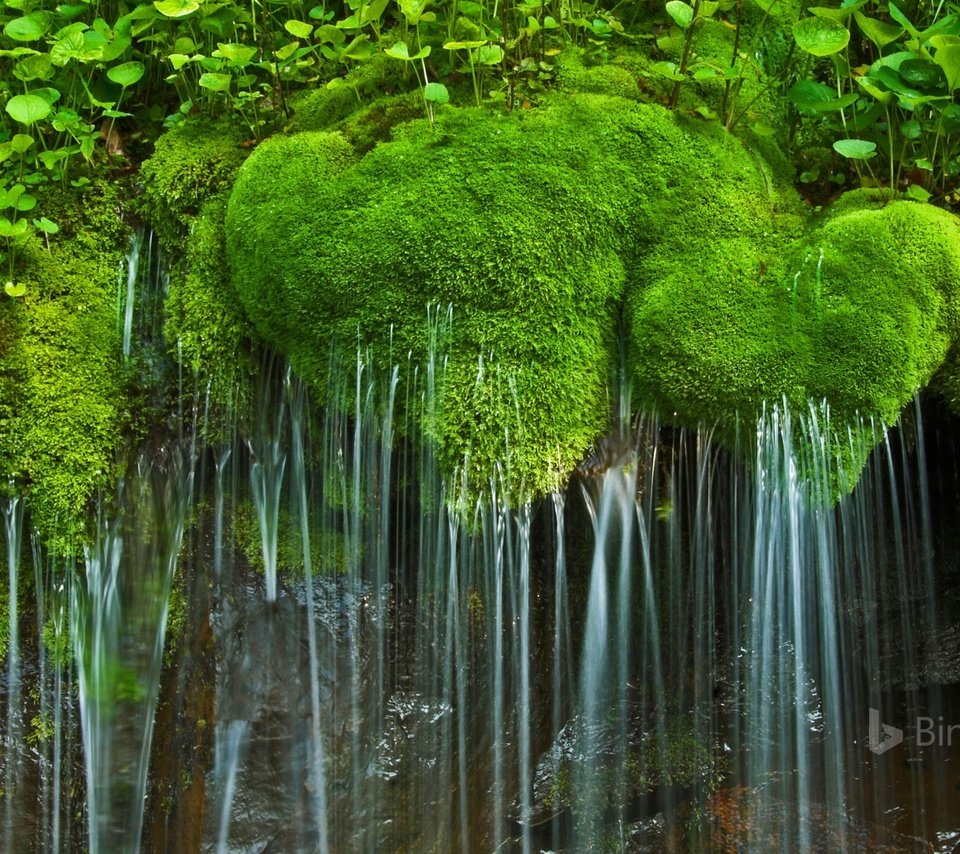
[226,57,960,499]
[233,496,350,579]
[287,52,413,134]
[136,119,249,249]
[164,193,255,426]
[630,193,960,487]
[227,95,659,497]
[0,185,131,548]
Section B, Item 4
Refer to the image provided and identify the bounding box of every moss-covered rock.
[226,60,960,498]
[137,119,249,249]
[0,183,131,547]
[630,189,960,484]
[227,96,657,496]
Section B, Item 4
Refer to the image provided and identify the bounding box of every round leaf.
[793,16,850,56]
[107,60,145,87]
[5,93,51,126]
[285,19,313,38]
[854,12,902,48]
[665,0,694,29]
[4,281,27,298]
[199,72,232,92]
[4,12,53,42]
[153,0,200,17]
[32,216,58,234]
[833,138,877,159]
[423,81,449,103]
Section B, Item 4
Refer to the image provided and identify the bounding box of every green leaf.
[153,0,199,17]
[423,81,449,103]
[13,53,53,81]
[32,87,61,105]
[199,72,232,92]
[857,74,893,104]
[15,193,36,212]
[444,39,486,49]
[887,3,919,38]
[5,94,51,126]
[807,0,867,20]
[399,0,431,26]
[385,41,430,61]
[650,60,687,81]
[4,281,27,298]
[50,30,102,65]
[854,12,902,48]
[665,0,694,29]
[793,16,850,56]
[285,19,313,38]
[787,79,858,111]
[899,57,944,89]
[0,218,29,238]
[934,43,960,90]
[217,43,257,63]
[904,183,930,202]
[10,134,33,154]
[4,11,53,42]
[478,44,503,65]
[833,138,877,159]
[107,60,145,87]
[32,216,58,234]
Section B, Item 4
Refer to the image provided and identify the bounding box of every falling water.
[3,493,23,854]
[71,449,193,854]
[2,330,957,851]
[120,231,142,358]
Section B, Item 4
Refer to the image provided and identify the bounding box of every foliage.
[788,0,960,201]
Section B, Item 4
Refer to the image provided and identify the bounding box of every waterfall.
[120,231,142,359]
[2,338,956,851]
[71,449,192,854]
[2,493,23,854]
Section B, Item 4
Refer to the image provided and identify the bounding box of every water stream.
[1,343,958,851]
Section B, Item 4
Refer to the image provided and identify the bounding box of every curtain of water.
[3,492,24,854]
[0,334,951,853]
[71,449,193,854]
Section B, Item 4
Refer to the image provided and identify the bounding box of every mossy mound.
[630,190,960,481]
[226,90,804,495]
[136,119,249,249]
[0,184,131,547]
[227,72,960,498]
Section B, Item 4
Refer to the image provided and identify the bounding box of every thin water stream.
[1,342,958,852]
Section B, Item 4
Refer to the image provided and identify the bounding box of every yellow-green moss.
[0,184,131,547]
[136,119,249,249]
[164,193,255,428]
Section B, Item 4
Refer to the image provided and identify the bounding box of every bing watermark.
[868,707,960,754]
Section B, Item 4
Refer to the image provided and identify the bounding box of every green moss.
[287,52,413,134]
[136,119,249,249]
[0,184,131,547]
[233,496,350,579]
[630,193,960,487]
[227,95,660,496]
[164,193,255,426]
[226,58,960,499]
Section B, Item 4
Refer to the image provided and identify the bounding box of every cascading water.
[71,449,193,854]
[3,336,959,852]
